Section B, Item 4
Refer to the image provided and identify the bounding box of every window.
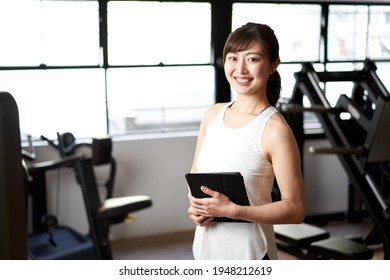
[106,66,214,134]
[328,5,390,61]
[367,6,390,60]
[106,1,213,135]
[326,5,390,103]
[0,0,101,140]
[328,5,369,61]
[0,69,107,140]
[232,3,322,63]
[232,3,322,98]
[0,1,100,67]
[1,1,390,140]
[107,1,211,65]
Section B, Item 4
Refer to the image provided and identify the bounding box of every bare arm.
[233,113,305,223]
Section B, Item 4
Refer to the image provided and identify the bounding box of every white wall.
[29,134,349,242]
[303,139,349,216]
[109,133,197,239]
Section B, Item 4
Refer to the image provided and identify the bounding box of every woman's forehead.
[229,41,265,55]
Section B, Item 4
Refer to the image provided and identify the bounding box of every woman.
[187,22,306,260]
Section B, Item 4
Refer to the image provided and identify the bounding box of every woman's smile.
[235,77,253,86]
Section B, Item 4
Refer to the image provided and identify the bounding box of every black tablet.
[185,172,250,222]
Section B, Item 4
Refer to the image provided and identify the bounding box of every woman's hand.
[188,204,214,226]
[188,186,237,222]
[187,190,214,226]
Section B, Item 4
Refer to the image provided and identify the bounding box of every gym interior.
[1,0,390,261]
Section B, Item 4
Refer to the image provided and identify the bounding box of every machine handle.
[308,146,363,155]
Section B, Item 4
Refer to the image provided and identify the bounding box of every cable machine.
[279,60,390,259]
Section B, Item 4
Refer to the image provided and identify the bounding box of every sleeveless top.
[193,102,279,260]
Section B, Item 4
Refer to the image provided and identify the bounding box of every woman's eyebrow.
[246,51,262,56]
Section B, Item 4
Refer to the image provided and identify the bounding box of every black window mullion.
[211,0,232,103]
[99,0,108,69]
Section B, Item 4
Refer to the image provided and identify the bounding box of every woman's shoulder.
[208,102,229,112]
[265,111,295,140]
[203,102,229,122]
[261,111,299,161]
[198,102,229,131]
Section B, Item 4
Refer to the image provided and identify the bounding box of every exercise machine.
[275,60,390,259]
[26,132,153,259]
[0,91,27,259]
[274,223,373,260]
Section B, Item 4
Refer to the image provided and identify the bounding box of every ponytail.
[266,70,281,107]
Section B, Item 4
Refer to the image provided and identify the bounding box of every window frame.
[1,0,390,140]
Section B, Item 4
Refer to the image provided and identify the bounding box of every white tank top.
[193,102,279,260]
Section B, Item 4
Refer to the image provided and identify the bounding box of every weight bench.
[274,223,373,260]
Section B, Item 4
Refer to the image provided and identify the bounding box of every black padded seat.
[310,236,374,260]
[274,223,373,259]
[274,223,330,247]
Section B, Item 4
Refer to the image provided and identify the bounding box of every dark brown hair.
[223,22,281,106]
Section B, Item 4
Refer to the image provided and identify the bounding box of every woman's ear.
[273,57,281,72]
[270,58,280,75]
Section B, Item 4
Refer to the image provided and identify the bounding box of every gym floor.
[111,218,384,260]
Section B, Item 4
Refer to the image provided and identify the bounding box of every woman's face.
[224,41,273,97]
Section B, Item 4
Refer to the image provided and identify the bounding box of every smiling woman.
[187,23,306,260]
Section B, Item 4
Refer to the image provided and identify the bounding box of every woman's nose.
[236,60,248,73]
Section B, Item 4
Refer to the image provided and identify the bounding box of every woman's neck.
[230,98,269,115]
